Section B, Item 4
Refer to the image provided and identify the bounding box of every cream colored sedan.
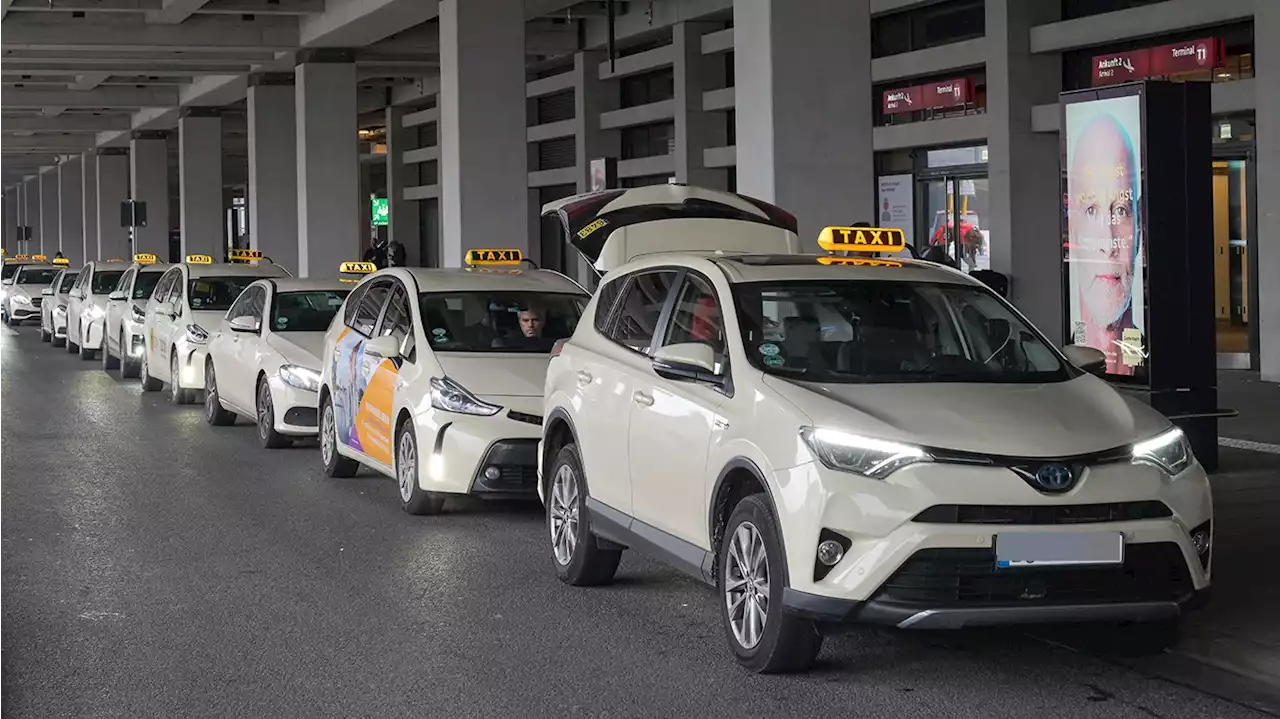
[316,261,588,515]
[541,225,1213,674]
[203,278,352,448]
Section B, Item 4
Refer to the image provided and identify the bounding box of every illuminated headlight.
[429,376,501,416]
[12,295,31,305]
[799,427,931,479]
[185,323,209,345]
[130,304,146,323]
[85,305,106,320]
[279,365,321,392]
[1131,427,1193,476]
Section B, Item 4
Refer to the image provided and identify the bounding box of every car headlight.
[1132,427,1193,476]
[53,304,67,317]
[130,304,146,322]
[185,323,209,345]
[12,295,31,305]
[429,376,501,416]
[86,305,106,320]
[279,365,321,392]
[799,427,931,479]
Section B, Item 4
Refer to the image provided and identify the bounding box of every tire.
[719,494,823,674]
[255,378,290,448]
[101,337,120,370]
[52,331,65,348]
[203,362,237,426]
[319,395,359,478]
[40,325,51,342]
[119,333,140,379]
[395,421,445,515]
[79,337,96,361]
[169,352,193,405]
[548,443,622,587]
[139,347,162,391]
[67,336,78,353]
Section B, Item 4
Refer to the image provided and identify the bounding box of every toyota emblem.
[1033,463,1076,492]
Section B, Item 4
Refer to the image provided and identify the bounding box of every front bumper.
[80,315,106,349]
[10,301,39,321]
[414,396,543,497]
[122,318,146,358]
[770,458,1213,626]
[172,339,208,390]
[266,375,319,436]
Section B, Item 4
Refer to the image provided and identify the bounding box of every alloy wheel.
[549,464,580,565]
[321,403,336,465]
[724,521,770,650]
[397,429,416,502]
[205,369,218,421]
[170,355,181,402]
[257,382,272,441]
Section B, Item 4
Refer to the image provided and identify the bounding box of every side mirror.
[2,279,13,286]
[228,315,260,333]
[108,290,126,301]
[364,333,401,360]
[41,288,53,296]
[1063,344,1107,376]
[651,342,722,383]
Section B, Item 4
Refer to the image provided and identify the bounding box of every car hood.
[433,352,551,397]
[189,309,226,328]
[266,332,325,370]
[762,373,1171,458]
[9,286,36,301]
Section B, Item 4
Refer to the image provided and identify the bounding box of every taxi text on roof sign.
[465,248,523,266]
[340,261,377,274]
[229,249,263,262]
[53,257,70,266]
[31,254,47,262]
[816,226,907,254]
[12,254,30,261]
[186,254,214,265]
[134,253,158,264]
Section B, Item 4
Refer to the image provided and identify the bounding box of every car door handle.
[576,370,592,386]
[632,390,653,407]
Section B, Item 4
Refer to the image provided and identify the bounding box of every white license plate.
[995,531,1124,568]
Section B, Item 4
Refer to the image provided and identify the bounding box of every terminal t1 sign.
[1091,37,1223,86]
[882,78,972,114]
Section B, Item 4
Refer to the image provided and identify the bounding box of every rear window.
[91,271,124,294]
[18,268,60,285]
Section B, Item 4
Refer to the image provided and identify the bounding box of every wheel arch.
[541,406,580,498]
[707,457,790,586]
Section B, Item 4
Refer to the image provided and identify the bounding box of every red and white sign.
[1091,37,1222,87]
[882,78,972,115]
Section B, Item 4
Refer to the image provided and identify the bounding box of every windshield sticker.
[431,327,448,343]
[276,317,289,330]
[191,298,203,307]
[758,342,781,356]
[763,355,785,367]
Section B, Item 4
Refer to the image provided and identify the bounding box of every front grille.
[493,466,538,489]
[30,297,42,307]
[283,407,318,427]
[913,501,1173,525]
[507,410,542,426]
[870,543,1192,606]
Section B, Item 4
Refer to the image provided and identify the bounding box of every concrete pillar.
[733,0,874,246]
[359,161,373,254]
[97,150,131,262]
[247,74,298,272]
[58,158,84,266]
[674,22,722,189]
[574,49,617,193]
[1257,0,1280,381]
[130,133,171,259]
[3,190,16,254]
[986,0,1064,345]
[296,53,359,278]
[81,153,99,261]
[24,178,40,255]
[39,169,59,256]
[386,105,422,266]
[439,0,528,267]
[179,110,224,259]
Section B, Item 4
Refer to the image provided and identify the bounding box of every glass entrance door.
[1213,158,1250,362]
[922,175,991,272]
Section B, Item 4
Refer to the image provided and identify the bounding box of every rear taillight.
[551,338,567,358]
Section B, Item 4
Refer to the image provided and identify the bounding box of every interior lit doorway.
[921,175,991,272]
[1212,157,1252,367]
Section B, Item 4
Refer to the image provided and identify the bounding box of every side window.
[227,286,262,321]
[343,283,369,326]
[170,274,185,305]
[152,270,177,303]
[72,268,90,293]
[351,279,391,336]
[661,273,726,359]
[376,284,415,360]
[593,276,625,333]
[115,269,135,294]
[606,270,679,355]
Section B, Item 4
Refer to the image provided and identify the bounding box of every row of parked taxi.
[3,184,1213,674]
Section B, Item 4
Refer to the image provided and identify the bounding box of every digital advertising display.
[1063,91,1146,380]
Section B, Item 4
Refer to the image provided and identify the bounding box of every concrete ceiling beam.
[145,0,213,25]
[299,0,440,49]
[1,115,134,132]
[68,72,111,91]
[3,136,100,152]
[3,86,180,108]
[1,15,300,53]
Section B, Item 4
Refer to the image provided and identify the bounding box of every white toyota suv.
[540,221,1212,674]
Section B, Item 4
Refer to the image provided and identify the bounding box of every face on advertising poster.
[1065,94,1146,378]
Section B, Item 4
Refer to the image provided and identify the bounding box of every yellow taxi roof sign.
[31,254,47,262]
[817,226,906,254]
[465,248,523,266]
[229,249,263,262]
[133,253,158,264]
[13,254,30,261]
[339,261,377,275]
[186,254,214,264]
[53,257,70,266]
[817,256,903,268]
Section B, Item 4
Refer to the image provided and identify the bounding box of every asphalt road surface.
[0,326,1270,719]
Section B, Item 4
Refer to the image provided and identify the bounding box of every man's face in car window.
[519,308,545,338]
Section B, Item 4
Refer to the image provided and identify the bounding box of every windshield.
[732,280,1070,384]
[18,268,60,285]
[2,264,19,281]
[272,290,350,332]
[189,276,257,311]
[419,291,587,353]
[59,273,80,292]
[91,271,124,294]
[133,271,163,300]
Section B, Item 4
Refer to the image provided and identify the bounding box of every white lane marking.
[1219,437,1280,455]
